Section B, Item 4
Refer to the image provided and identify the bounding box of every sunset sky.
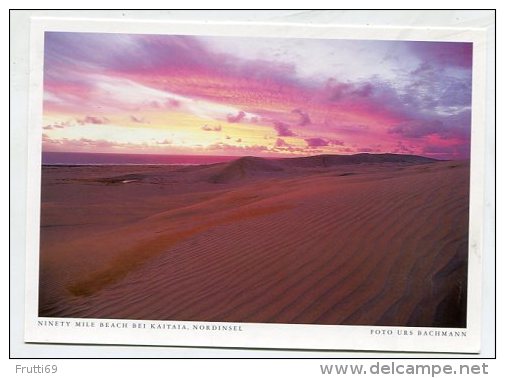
[42,32,473,159]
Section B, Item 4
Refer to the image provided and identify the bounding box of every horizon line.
[41,150,448,161]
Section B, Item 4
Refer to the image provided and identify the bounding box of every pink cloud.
[43,137,120,151]
[393,141,416,154]
[206,142,269,155]
[201,124,222,132]
[43,121,71,130]
[130,115,149,124]
[165,99,181,108]
[292,109,311,126]
[227,111,246,123]
[77,116,109,125]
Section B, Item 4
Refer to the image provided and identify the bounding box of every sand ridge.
[38,155,469,327]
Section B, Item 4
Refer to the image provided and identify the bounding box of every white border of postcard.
[24,16,488,353]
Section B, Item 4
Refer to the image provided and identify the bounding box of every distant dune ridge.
[280,152,438,166]
[38,153,468,327]
[208,153,438,183]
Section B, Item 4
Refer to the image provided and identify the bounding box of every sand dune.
[208,156,284,183]
[38,154,469,327]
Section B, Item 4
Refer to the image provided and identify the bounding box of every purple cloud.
[388,120,444,139]
[409,41,473,69]
[292,109,311,126]
[330,123,369,134]
[274,138,290,148]
[324,80,376,102]
[329,139,345,146]
[305,137,329,147]
[273,121,296,137]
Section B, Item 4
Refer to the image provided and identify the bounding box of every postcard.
[24,16,488,353]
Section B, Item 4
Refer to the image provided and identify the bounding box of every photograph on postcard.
[38,31,472,329]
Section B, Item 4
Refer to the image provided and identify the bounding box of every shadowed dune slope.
[38,156,468,327]
[208,156,284,183]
